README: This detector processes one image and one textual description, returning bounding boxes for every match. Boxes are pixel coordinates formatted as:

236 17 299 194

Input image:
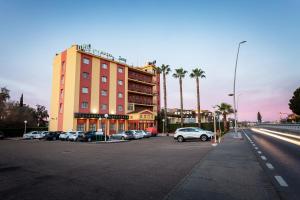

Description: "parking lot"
0 137 212 200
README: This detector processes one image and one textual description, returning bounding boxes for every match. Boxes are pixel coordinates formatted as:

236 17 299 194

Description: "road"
243 128 300 200
0 137 212 200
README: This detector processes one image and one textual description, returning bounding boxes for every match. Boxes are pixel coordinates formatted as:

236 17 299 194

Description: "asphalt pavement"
0 137 212 200
243 128 300 200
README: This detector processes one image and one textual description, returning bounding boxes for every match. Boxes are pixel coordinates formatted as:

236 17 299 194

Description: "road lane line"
257 151 262 154
251 128 300 146
261 156 267 160
274 176 288 187
266 163 274 170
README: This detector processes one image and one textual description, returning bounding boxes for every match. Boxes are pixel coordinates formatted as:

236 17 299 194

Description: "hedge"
0 127 48 137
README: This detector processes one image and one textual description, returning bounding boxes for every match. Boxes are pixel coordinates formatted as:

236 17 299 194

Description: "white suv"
174 127 214 142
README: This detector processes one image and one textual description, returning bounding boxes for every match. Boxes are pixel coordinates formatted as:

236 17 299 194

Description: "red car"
146 127 158 136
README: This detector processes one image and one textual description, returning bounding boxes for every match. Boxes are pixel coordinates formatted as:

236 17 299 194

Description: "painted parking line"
266 162 274 170
254 147 258 150
274 176 288 187
261 156 267 160
257 151 262 154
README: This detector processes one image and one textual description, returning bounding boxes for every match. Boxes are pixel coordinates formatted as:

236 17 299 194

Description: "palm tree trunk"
179 77 184 127
196 77 201 128
223 114 227 131
163 72 167 133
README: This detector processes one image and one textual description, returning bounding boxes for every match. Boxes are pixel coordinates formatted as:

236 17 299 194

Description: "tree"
0 87 10 119
217 103 234 131
173 68 188 127
257 112 262 123
190 68 206 128
34 105 49 127
20 93 24 107
157 64 171 133
289 87 300 115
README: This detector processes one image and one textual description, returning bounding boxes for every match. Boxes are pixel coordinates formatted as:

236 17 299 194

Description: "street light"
162 119 165 134
24 120 27 133
232 40 247 136
212 106 217 145
104 114 108 142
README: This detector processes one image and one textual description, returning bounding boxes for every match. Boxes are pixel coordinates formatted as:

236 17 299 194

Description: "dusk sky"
0 0 299 121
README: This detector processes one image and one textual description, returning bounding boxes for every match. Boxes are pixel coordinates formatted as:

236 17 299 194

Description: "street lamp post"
104 114 108 142
232 40 247 136
24 120 27 133
97 117 102 141
162 119 165 134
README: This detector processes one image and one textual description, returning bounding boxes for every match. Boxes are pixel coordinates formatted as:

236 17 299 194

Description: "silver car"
132 130 144 139
140 130 151 138
111 131 134 140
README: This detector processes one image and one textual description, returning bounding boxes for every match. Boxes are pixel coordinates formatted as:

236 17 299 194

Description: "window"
83 72 89 79
83 58 90 64
119 123 125 132
101 76 107 83
89 124 96 131
61 61 65 71
101 104 107 110
118 80 123 85
59 103 63 113
110 123 116 131
118 67 123 73
61 75 64 84
81 102 88 109
77 124 85 131
118 92 123 98
101 90 107 96
118 105 123 112
101 63 108 69
128 103 134 111
82 87 88 94
60 89 64 98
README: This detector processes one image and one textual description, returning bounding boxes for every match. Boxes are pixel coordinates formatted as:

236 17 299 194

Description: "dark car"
0 131 4 140
78 131 108 142
45 131 63 141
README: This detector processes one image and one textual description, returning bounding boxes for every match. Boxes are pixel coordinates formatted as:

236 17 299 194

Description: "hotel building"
49 45 160 135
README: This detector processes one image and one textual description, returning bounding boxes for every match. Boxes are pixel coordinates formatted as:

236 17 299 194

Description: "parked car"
59 131 75 141
45 131 63 141
68 131 84 141
0 131 5 140
132 130 144 139
111 130 135 140
174 127 214 142
23 131 41 139
77 131 108 142
36 131 48 139
146 127 158 136
140 130 151 138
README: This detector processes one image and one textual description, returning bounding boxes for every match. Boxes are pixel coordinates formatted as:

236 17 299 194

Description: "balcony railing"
128 83 152 94
128 71 153 83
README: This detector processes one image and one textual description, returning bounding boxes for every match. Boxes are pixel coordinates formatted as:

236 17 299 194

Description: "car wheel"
88 138 92 142
53 137 56 141
200 135 208 141
177 136 184 142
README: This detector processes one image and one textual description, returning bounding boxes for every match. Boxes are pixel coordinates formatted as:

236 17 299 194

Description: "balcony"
128 94 154 106
128 83 153 96
128 70 155 85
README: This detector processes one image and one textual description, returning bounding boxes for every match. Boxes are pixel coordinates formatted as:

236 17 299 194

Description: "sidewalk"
165 132 280 200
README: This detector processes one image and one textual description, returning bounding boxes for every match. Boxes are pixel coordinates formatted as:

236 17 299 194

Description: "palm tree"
190 68 206 128
157 64 171 133
173 68 188 127
217 103 234 131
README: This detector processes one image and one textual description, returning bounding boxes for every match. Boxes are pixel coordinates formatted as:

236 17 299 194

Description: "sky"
0 0 299 122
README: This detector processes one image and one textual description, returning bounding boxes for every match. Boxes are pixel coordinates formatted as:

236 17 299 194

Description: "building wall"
90 57 100 113
49 54 61 131
109 62 117 114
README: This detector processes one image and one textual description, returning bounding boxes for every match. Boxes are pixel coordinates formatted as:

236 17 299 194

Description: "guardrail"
257 123 300 132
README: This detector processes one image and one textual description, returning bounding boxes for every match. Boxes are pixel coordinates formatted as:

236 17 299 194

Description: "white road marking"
257 151 262 154
266 163 274 170
252 144 256 146
261 156 267 160
251 128 300 146
274 176 288 187
255 147 258 150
